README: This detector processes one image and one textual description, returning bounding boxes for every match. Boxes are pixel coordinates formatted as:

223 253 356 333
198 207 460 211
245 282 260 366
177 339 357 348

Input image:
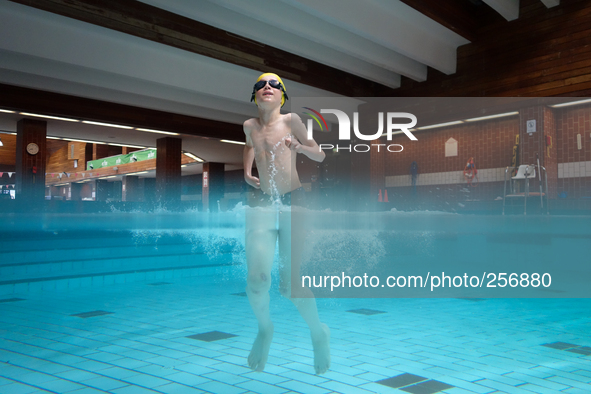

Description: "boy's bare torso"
244 113 302 196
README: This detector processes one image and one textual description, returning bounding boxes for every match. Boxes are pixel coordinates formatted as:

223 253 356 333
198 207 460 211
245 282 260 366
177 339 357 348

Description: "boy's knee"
279 284 290 298
247 271 271 293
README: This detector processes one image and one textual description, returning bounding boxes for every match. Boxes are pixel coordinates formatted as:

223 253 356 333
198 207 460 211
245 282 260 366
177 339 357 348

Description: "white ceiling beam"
540 0 560 8
139 0 409 87
0 53 250 124
0 2 240 103
207 0 423 82
0 2 342 123
482 0 520 21
281 0 469 75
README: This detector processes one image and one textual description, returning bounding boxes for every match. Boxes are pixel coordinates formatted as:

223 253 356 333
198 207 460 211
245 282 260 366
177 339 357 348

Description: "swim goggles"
250 80 289 103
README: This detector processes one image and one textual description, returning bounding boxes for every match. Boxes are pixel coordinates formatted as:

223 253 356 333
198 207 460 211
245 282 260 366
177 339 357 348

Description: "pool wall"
0 213 244 296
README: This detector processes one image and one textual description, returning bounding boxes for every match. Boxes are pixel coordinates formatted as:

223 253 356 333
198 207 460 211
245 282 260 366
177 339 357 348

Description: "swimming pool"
0 209 590 393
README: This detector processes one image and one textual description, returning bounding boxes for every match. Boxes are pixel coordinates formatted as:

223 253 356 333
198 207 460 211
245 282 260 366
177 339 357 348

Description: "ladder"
502 164 549 215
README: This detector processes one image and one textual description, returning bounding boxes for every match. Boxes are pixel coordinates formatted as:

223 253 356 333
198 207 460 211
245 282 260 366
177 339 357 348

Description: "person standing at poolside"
243 73 330 374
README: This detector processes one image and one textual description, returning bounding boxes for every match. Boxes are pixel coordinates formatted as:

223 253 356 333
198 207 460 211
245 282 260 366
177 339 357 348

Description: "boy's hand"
285 137 302 153
245 174 260 189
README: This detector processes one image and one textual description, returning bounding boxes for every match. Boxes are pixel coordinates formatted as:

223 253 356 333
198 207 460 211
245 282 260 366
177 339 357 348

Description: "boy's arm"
286 114 326 162
243 123 260 189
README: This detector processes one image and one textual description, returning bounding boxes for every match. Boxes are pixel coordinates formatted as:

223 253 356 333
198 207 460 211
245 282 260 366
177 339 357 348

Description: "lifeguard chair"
502 164 548 215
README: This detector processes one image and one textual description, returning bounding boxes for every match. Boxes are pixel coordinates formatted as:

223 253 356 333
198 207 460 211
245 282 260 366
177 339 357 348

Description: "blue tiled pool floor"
1 275 590 394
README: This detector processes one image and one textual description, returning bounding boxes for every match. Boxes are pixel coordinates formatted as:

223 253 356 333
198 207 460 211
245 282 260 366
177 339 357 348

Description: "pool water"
0 210 590 394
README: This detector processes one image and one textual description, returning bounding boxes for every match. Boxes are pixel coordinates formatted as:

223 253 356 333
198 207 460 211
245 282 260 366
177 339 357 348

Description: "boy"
243 73 330 374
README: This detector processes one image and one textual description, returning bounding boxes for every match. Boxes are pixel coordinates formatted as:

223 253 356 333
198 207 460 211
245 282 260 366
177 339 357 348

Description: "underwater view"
1 207 590 394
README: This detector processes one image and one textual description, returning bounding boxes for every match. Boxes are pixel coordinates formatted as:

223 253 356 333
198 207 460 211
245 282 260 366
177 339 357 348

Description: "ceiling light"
107 143 147 149
20 112 79 122
0 109 15 113
47 136 62 140
184 152 203 162
127 171 148 175
82 121 133 129
549 99 591 108
99 176 117 179
136 128 179 135
380 130 414 138
221 139 246 145
61 138 105 144
465 112 519 122
0 137 3 147
417 121 464 130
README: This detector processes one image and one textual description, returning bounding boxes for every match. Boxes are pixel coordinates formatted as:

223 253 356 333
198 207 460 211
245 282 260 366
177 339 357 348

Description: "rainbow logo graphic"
302 107 328 131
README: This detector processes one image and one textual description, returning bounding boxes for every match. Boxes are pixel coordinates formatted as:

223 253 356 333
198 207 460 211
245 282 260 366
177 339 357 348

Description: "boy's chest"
252 127 290 151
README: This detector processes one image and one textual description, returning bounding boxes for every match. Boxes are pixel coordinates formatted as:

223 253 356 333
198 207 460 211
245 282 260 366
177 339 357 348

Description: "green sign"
86 148 156 170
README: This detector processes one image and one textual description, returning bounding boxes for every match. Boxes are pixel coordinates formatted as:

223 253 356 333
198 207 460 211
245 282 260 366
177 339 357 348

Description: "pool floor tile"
566 347 591 356
236 379 289 394
37 378 87 392
70 310 114 318
347 308 387 315
377 373 428 388
277 379 331 394
186 331 238 342
541 342 580 350
1 278 591 394
0 297 26 303
162 371 209 386
154 382 207 393
80 376 129 391
400 380 455 394
0 382 46 394
232 292 247 297
197 379 248 394
110 385 162 394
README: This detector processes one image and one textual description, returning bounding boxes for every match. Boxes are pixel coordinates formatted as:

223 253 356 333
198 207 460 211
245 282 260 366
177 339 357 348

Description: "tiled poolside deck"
1 274 590 394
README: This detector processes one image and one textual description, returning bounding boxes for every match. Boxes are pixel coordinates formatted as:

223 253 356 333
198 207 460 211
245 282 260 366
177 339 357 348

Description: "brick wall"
376 117 517 206
385 118 518 177
379 104 591 204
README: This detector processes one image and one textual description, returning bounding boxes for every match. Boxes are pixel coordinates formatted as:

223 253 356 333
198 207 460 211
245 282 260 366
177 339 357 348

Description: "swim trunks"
279 187 305 206
248 187 305 208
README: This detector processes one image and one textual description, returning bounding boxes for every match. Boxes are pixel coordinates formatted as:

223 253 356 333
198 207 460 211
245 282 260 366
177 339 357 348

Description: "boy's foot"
248 324 274 372
312 323 331 374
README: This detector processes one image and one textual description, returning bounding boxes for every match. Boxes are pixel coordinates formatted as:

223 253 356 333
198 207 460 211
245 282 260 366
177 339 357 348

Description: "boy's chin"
258 100 281 109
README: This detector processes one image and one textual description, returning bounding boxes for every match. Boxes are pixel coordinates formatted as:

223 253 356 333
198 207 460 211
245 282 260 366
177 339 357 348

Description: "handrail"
502 167 510 215
502 164 549 215
541 165 549 215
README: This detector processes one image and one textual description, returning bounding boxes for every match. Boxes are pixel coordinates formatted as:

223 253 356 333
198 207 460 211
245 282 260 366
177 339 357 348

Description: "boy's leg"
278 203 330 374
245 205 277 372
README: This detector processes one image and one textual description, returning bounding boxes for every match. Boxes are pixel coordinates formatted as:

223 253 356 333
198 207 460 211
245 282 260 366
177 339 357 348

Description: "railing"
502 164 549 215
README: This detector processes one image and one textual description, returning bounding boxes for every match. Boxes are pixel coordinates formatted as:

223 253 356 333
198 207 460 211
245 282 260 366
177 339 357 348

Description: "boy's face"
255 76 282 107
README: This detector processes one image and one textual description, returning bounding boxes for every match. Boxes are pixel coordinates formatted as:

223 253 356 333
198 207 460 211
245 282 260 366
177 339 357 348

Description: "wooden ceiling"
1 0 588 155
